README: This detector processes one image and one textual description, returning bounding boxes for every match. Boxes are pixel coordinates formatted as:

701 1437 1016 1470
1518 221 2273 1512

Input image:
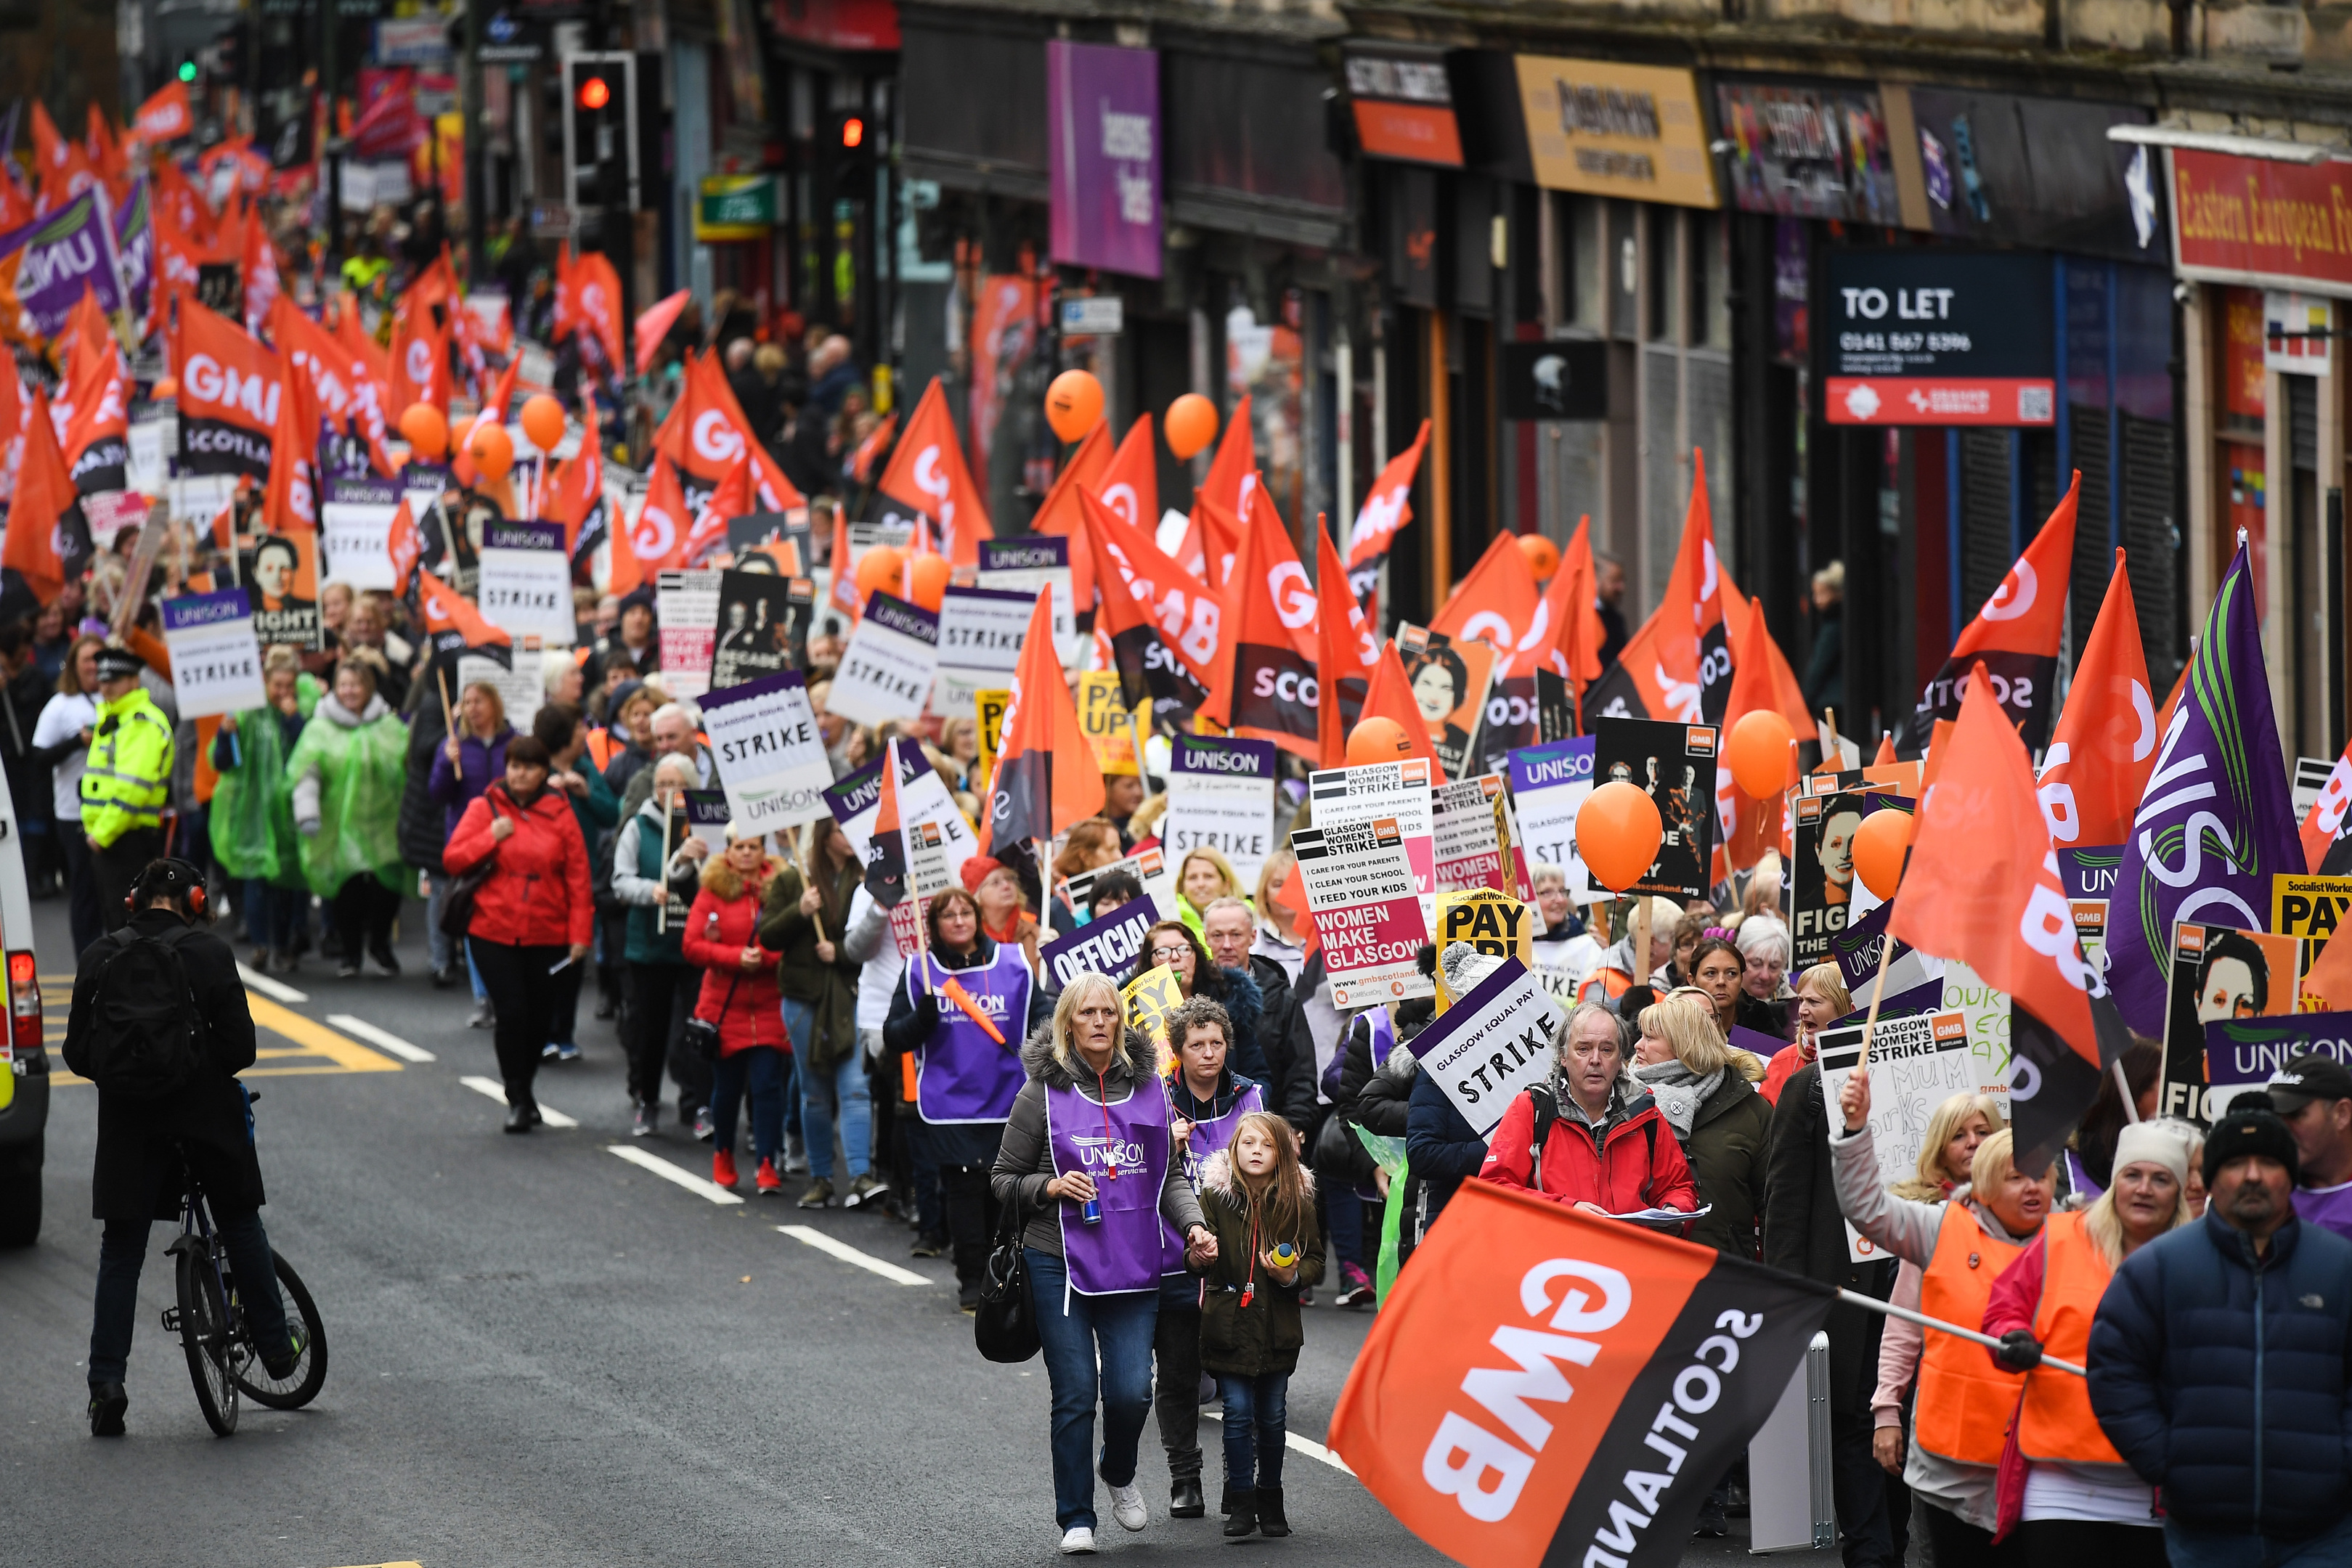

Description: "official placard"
1040 902 1158 991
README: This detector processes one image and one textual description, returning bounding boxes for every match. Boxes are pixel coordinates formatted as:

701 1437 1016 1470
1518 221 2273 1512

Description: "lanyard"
1095 1067 1118 1183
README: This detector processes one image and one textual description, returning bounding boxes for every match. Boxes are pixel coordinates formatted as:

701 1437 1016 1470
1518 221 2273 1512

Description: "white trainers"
1108 1480 1147 1532
1059 1525 1096 1554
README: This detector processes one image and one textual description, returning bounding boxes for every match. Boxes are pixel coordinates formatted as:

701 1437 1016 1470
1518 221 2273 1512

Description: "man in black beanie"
2088 1101 2352 1566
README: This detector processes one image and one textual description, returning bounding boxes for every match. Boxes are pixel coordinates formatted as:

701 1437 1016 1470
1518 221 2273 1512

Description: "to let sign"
1823 249 2055 426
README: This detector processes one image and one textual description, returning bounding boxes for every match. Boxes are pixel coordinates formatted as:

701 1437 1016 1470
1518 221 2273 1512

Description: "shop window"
1688 213 1729 351
1558 195 1604 329
1647 208 1675 342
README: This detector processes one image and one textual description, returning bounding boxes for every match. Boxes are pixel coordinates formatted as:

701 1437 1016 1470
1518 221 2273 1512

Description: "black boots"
1222 1488 1258 1538
1171 1477 1205 1518
1218 1481 1287 1538
1256 1487 1289 1537
88 1384 126 1437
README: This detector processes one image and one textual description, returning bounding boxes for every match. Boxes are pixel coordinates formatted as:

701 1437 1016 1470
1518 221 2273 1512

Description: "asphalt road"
0 891 1772 1567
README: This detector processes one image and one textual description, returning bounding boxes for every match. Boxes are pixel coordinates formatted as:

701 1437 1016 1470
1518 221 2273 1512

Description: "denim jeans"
425 875 455 974
1216 1371 1288 1490
241 879 299 952
90 1211 290 1387
789 1000 871 1182
1026 1247 1160 1530
711 1045 788 1164
2165 1514 2352 1568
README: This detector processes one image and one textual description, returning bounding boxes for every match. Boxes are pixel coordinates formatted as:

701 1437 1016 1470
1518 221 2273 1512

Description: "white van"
0 767 46 1245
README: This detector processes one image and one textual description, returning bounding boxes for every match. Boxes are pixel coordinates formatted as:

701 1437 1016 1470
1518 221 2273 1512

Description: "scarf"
1633 1059 1725 1139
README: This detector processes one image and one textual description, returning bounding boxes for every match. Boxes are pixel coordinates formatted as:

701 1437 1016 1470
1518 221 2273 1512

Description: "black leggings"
333 874 399 960
2017 1519 2166 1568
1917 1501 2024 1568
469 937 566 1108
622 962 696 1106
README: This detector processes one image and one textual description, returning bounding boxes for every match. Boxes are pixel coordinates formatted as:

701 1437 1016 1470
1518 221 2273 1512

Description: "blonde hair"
1966 1127 2051 1205
1177 845 1241 905
2081 1171 2192 1267
1048 973 1124 1079
460 679 507 729
1639 991 1734 1075
1794 962 1852 1020
1890 1090 2003 1201
1127 792 1170 838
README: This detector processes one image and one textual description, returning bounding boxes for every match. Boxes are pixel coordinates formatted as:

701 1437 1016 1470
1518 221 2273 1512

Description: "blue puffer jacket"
2088 1210 2352 1538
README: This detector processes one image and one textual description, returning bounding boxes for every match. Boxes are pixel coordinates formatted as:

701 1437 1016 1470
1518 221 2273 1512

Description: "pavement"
0 891 1775 1567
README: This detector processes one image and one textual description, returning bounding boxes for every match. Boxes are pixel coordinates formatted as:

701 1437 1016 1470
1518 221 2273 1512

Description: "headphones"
125 857 209 919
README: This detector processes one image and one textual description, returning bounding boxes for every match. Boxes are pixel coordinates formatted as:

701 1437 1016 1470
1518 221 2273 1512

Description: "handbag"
973 1189 1041 1364
438 793 506 939
683 972 742 1065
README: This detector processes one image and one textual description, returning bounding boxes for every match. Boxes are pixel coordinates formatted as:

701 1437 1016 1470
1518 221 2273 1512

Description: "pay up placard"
697 670 834 831
1292 817 1433 1008
476 520 574 645
1818 1010 1978 1261
160 589 264 719
829 591 940 727
1407 955 1558 1135
1161 734 1277 889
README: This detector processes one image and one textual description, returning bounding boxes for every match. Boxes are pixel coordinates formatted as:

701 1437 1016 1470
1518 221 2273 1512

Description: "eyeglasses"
1149 946 1192 963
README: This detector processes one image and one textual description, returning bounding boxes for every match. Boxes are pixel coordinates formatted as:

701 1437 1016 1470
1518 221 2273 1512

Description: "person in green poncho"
209 651 315 973
288 659 410 979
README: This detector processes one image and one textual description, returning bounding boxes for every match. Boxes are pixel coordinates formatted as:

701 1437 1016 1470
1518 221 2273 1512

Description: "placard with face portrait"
242 528 321 650
1792 788 1877 967
2158 920 2303 1124
1396 624 1497 783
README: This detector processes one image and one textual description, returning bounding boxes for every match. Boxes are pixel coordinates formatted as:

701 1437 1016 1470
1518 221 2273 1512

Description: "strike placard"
455 650 540 735
1432 772 1522 894
1161 734 1277 889
1307 757 1438 906
1061 844 1179 923
1407 955 1558 1135
932 584 1032 718
1507 736 1599 899
1039 902 1157 992
1293 817 1433 1008
477 520 574 645
320 498 399 590
1819 1010 1979 1260
828 591 939 727
977 536 1079 666
656 569 722 698
697 670 834 830
1077 671 1146 776
160 589 264 719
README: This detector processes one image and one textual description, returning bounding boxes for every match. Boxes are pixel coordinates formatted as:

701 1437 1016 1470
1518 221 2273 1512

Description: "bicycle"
157 1102 327 1436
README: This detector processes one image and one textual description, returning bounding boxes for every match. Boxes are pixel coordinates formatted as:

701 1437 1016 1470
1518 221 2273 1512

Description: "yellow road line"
49 991 405 1082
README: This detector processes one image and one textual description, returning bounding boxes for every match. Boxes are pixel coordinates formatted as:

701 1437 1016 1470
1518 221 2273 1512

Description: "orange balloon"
1165 393 1218 460
1516 533 1561 579
1576 780 1664 894
520 393 566 453
470 421 516 482
151 376 179 401
1726 710 1799 799
906 552 951 612
1853 808 1916 902
855 545 906 602
399 402 449 460
1045 370 1104 444
1346 717 1413 766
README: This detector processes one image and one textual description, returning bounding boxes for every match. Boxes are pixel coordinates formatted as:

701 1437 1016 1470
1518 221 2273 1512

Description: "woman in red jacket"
1478 1000 1701 1220
680 821 793 1193
443 735 595 1132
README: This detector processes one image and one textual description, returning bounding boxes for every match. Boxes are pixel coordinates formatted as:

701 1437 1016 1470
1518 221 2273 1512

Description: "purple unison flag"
113 179 151 324
1046 41 1161 280
0 192 123 337
2104 544 2300 1033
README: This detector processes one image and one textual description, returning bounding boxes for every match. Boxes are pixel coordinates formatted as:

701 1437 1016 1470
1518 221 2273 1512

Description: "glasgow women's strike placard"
1293 817 1433 1008
698 670 835 831
657 569 723 698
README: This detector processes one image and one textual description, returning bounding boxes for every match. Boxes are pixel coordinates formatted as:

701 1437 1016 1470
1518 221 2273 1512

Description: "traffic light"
177 60 197 83
561 53 638 213
839 115 863 149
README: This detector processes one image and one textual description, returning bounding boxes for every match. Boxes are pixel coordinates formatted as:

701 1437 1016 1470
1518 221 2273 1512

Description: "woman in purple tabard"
882 888 1054 1312
1153 995 1264 1521
991 973 1218 1557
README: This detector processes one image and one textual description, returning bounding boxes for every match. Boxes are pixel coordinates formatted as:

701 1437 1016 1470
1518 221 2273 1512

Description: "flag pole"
1855 930 1897 1071
1838 1289 2084 1377
657 788 674 935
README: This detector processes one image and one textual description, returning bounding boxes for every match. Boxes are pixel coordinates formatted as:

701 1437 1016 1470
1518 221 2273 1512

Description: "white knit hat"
2112 1121 2190 1188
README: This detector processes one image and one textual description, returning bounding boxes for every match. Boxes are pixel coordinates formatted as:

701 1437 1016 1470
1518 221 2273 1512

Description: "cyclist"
63 859 299 1437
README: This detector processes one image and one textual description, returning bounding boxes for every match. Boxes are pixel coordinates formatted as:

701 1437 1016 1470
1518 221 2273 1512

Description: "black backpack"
70 926 209 1099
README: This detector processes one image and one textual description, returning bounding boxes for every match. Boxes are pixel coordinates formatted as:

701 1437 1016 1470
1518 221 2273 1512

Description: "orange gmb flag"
134 81 193 143
1886 665 2125 1170
1905 470 2079 754
1096 414 1158 536
1718 581 1815 737
985 588 1104 850
1432 528 1545 661
1513 514 1603 687
169 290 279 485
419 568 510 647
387 301 452 414
2303 742 2352 873
1315 518 1380 768
1328 1181 1831 1568
1079 486 1216 721
1345 420 1431 601
1200 391 1253 518
2 387 72 603
1173 486 1242 589
1584 451 1728 725
386 499 423 591
1718 595 1791 873
1030 419 1111 613
2039 548 2156 849
1203 484 1319 759
879 376 990 568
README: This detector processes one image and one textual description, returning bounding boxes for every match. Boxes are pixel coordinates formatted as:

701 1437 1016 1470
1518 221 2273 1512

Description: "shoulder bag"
683 971 742 1064
974 1188 1041 1364
438 795 506 939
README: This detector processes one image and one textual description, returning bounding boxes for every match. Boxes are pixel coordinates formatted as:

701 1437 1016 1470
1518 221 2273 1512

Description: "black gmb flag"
1328 1181 1831 1567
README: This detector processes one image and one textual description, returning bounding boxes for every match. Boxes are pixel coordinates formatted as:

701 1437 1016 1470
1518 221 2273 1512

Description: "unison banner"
699 669 835 832
160 589 264 719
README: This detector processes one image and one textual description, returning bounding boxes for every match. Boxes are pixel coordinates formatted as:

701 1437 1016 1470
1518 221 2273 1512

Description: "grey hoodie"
990 1022 1208 1261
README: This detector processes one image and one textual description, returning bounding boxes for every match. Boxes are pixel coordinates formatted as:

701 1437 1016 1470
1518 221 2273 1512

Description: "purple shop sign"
1047 40 1161 281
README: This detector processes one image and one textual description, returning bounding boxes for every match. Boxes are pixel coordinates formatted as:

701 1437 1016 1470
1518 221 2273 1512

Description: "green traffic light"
178 61 196 82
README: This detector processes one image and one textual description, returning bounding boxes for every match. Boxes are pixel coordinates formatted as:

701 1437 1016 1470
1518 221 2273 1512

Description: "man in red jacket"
1477 1000 1701 1220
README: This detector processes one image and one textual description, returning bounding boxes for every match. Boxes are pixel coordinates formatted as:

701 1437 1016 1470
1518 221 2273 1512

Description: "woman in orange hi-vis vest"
1834 1067 2055 1568
1979 1122 2194 1565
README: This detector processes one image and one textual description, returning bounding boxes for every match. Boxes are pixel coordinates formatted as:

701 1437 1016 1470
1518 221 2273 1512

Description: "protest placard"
2159 920 2303 1122
932 584 1031 718
1395 624 1496 783
710 569 799 690
827 591 939 727
2275 873 2352 956
1431 772 1521 894
1830 902 1942 1007
1819 1010 1979 1260
1306 757 1436 906
697 670 834 831
476 520 574 645
977 536 1079 666
1292 817 1433 1008
2202 1010 2352 1122
1507 736 1599 899
1407 955 1558 1135
243 528 321 649
1077 671 1144 776
2056 844 2124 977
1060 844 1178 923
1123 964 1184 1054
974 687 1012 797
159 589 264 719
656 569 722 698
821 746 975 886
1039 902 1157 992
456 650 541 734
1161 735 1277 889
1591 718 1719 902
681 788 731 857
320 496 400 590
1794 790 1871 966
1432 889 1536 976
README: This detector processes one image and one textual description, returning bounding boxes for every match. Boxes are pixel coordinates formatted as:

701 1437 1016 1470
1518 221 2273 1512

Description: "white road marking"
458 1075 579 1127
1200 1410 1356 1476
606 1144 746 1204
238 964 308 1004
327 1014 434 1062
775 1225 933 1286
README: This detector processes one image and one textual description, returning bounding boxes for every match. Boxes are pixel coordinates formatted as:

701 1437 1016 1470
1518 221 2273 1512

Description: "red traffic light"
577 75 611 110
840 115 864 149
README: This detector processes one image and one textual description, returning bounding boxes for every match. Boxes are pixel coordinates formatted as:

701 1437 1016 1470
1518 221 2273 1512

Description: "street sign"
695 174 779 240
1058 295 1124 336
